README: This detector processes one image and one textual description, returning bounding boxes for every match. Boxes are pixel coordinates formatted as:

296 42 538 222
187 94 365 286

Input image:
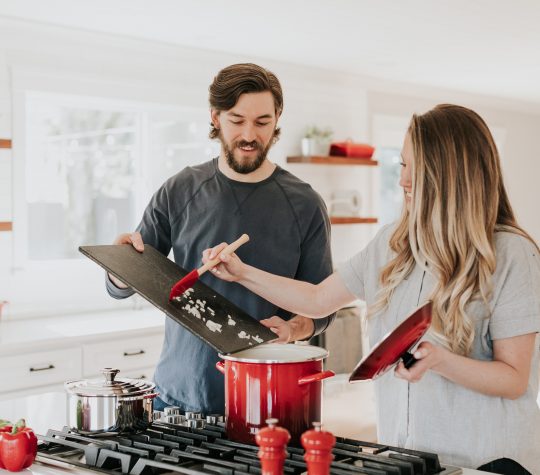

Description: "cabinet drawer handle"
123 350 145 357
29 364 55 372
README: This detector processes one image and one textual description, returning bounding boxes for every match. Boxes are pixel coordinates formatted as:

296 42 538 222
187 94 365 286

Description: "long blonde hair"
371 104 538 355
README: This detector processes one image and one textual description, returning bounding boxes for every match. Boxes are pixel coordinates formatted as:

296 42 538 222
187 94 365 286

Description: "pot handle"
298 370 335 386
216 361 225 374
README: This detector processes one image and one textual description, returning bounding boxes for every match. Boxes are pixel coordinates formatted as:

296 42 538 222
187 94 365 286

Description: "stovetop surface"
35 420 463 475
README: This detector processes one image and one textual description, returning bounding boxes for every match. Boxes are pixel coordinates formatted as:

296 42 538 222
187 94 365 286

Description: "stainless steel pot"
65 368 157 434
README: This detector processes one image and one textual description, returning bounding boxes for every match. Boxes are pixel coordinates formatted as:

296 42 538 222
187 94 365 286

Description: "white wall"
0 17 538 318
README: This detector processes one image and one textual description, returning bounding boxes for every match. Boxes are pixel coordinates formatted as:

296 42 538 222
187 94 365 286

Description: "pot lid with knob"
64 368 155 398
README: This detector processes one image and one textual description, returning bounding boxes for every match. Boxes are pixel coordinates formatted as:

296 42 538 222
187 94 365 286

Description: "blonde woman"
204 104 540 474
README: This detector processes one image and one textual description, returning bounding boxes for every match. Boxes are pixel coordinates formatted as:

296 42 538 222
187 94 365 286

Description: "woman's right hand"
202 242 246 282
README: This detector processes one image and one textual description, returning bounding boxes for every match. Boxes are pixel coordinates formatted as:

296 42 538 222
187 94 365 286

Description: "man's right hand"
108 232 144 289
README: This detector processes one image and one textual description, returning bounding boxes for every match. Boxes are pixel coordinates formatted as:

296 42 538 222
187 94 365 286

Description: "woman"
204 104 540 474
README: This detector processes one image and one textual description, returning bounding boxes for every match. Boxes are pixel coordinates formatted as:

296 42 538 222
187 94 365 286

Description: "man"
107 63 335 413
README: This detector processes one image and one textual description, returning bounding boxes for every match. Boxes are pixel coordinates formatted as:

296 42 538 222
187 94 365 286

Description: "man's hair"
208 63 283 140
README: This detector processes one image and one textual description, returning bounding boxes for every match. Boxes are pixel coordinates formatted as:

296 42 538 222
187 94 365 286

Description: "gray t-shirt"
107 158 334 413
338 223 540 472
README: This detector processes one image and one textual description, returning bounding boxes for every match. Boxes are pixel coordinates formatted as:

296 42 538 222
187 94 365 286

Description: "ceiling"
1 0 539 105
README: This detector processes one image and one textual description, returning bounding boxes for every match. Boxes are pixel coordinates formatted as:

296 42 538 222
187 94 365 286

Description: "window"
22 93 219 262
372 114 410 226
12 90 219 317
376 147 402 226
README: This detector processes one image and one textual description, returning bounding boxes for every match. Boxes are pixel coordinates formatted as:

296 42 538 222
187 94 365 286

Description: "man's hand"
261 315 315 343
108 232 145 289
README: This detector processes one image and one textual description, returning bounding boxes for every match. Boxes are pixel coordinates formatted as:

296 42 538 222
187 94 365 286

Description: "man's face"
211 91 279 174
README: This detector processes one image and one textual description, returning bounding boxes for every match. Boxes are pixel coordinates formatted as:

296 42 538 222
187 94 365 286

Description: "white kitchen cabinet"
0 308 165 399
82 334 163 377
0 347 81 393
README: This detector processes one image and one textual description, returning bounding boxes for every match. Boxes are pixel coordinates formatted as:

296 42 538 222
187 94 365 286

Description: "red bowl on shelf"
329 142 375 159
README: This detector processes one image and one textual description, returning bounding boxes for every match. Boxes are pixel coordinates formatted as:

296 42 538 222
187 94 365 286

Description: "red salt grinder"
255 418 290 475
301 422 336 475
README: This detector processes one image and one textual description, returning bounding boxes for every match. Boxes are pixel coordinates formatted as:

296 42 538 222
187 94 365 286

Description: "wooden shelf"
0 222 13 232
0 139 12 149
330 217 378 225
287 155 378 166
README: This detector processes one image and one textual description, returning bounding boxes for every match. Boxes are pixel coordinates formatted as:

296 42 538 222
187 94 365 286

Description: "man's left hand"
260 316 292 343
260 315 315 343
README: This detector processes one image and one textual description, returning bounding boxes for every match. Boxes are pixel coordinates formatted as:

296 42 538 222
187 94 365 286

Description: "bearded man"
106 63 335 413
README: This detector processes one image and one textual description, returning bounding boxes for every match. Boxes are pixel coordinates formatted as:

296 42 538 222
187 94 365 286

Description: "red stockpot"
216 344 335 446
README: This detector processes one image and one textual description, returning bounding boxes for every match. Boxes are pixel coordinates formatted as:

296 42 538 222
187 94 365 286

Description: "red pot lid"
349 301 432 382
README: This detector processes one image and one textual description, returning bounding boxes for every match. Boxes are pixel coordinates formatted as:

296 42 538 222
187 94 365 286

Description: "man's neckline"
213 157 281 186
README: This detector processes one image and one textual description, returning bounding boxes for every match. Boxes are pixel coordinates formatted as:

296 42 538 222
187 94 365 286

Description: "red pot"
216 344 334 446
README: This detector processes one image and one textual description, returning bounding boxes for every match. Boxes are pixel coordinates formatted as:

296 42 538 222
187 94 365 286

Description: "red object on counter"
0 419 38 472
216 344 335 445
255 418 290 475
301 422 336 475
329 141 375 159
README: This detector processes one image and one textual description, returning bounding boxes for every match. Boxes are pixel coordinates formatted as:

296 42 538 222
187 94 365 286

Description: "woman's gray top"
338 224 540 472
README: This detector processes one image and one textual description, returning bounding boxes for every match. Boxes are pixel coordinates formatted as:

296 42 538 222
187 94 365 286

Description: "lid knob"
101 368 120 384
255 418 290 475
301 422 336 475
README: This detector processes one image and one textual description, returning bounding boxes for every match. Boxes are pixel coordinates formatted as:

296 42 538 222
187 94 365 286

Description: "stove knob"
152 410 164 422
255 418 290 475
166 415 186 425
301 422 336 475
164 406 181 415
187 419 205 429
206 414 224 425
185 411 202 420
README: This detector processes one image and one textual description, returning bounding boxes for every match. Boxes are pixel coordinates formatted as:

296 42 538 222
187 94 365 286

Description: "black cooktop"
36 420 462 475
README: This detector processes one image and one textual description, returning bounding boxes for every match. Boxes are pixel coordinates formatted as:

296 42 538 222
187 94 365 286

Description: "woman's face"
399 133 414 209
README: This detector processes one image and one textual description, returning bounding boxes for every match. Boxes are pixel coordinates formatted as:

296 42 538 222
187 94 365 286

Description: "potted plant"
301 126 333 156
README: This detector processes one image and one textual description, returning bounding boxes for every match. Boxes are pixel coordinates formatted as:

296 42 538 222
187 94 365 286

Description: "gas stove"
35 417 464 475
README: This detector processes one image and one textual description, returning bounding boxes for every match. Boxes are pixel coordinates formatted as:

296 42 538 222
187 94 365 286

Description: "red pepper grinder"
255 418 290 475
301 422 336 475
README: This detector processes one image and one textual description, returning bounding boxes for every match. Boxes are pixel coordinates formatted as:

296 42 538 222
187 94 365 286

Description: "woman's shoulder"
494 230 539 260
493 230 540 282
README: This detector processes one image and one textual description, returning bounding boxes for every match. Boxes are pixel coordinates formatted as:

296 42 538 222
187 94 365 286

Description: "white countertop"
0 307 165 355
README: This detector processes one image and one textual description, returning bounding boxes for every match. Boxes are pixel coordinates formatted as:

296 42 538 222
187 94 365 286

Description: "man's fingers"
130 232 144 252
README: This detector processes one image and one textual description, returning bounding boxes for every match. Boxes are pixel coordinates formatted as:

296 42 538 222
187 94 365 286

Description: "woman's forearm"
238 265 352 318
434 350 530 399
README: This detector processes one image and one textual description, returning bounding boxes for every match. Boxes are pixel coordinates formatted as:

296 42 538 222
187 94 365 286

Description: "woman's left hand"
394 341 445 382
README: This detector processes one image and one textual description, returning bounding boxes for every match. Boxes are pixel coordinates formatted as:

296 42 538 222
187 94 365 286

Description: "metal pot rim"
64 386 157 399
219 343 328 364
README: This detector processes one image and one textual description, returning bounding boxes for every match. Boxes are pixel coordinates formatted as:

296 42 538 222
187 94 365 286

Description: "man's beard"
221 136 272 174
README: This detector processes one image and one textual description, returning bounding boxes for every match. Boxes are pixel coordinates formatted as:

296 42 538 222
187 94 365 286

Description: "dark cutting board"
79 244 276 354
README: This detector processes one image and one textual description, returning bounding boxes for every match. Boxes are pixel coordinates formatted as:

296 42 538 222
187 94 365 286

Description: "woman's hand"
394 341 445 383
202 242 247 282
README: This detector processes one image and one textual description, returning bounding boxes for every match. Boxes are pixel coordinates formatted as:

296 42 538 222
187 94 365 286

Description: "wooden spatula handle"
198 234 250 276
